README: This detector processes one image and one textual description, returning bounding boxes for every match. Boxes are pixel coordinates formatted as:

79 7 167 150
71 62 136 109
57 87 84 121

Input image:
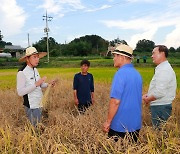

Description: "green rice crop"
0 66 179 90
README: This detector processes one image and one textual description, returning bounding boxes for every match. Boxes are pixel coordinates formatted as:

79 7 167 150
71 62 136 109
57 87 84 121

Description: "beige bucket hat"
112 44 133 58
19 47 47 62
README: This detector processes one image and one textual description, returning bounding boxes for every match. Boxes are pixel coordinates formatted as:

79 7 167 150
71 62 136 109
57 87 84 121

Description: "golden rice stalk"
40 84 52 110
40 78 58 110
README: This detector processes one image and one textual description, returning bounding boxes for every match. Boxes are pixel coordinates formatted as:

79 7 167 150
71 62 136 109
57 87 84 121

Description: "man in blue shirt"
73 60 94 113
103 44 142 142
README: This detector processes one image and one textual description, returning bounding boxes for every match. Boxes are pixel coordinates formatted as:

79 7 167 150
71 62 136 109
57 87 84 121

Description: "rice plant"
0 68 179 153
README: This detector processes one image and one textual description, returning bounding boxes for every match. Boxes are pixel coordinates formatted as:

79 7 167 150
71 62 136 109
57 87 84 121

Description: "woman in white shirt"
17 47 55 126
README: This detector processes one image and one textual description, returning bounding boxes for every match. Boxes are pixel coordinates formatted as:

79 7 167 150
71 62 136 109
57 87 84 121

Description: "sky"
0 0 180 49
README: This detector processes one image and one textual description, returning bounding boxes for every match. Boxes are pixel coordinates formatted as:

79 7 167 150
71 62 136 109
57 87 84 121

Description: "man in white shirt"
143 45 177 128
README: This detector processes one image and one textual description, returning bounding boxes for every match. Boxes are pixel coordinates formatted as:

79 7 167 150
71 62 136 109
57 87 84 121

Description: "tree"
32 35 110 56
33 37 47 52
33 37 61 56
110 38 128 46
3 49 11 53
169 47 176 53
64 41 91 56
135 39 155 53
0 40 12 48
70 35 109 55
0 41 6 48
6 42 12 45
176 47 180 52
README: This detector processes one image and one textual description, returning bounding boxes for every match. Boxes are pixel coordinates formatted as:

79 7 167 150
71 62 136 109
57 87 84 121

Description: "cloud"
86 5 112 12
101 18 155 31
101 11 180 48
164 24 180 48
126 0 157 3
129 28 158 48
101 18 157 48
38 0 85 17
37 0 64 16
60 0 85 9
27 26 44 34
66 34 85 43
0 0 26 37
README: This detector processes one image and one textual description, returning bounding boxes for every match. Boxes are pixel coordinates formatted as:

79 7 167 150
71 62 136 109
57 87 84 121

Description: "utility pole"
96 44 99 52
43 11 53 63
0 30 3 41
27 33 30 47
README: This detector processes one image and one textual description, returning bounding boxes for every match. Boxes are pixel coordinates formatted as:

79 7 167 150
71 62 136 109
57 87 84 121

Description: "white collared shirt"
17 65 48 109
148 61 177 106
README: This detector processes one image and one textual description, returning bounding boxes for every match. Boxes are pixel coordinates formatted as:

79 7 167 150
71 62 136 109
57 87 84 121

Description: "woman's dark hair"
18 63 27 72
156 45 168 57
80 59 90 67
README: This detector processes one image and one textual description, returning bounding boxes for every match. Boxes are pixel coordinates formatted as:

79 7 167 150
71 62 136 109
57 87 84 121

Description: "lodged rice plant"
0 68 179 153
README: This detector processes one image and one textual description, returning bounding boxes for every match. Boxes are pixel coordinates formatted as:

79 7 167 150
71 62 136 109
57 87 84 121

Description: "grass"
0 66 180 153
1 53 180 68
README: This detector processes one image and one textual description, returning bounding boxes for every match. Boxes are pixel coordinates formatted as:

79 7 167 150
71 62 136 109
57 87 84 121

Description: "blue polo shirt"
73 72 94 104
110 64 142 132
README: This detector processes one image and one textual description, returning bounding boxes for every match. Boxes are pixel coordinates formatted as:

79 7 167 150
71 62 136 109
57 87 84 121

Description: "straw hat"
112 44 133 58
19 47 47 62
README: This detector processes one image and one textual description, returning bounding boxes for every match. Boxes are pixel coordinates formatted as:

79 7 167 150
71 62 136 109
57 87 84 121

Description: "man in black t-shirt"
73 60 94 113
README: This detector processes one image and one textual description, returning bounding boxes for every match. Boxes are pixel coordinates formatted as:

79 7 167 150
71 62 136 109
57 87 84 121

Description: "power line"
63 0 179 19
64 1 130 18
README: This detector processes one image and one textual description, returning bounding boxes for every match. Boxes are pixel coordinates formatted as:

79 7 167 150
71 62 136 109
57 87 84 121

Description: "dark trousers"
108 128 140 142
78 101 92 114
150 104 172 128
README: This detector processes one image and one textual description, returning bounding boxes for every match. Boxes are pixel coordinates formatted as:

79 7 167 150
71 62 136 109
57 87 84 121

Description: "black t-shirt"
73 72 94 104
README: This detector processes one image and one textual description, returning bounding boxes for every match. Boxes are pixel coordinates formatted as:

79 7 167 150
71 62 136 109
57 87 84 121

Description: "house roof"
5 45 25 50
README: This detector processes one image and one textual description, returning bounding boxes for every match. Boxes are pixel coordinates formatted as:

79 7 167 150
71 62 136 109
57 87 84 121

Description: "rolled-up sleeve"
17 71 36 96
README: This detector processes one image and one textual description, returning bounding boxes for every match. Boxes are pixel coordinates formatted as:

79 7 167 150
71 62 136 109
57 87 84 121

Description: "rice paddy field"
0 66 180 153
